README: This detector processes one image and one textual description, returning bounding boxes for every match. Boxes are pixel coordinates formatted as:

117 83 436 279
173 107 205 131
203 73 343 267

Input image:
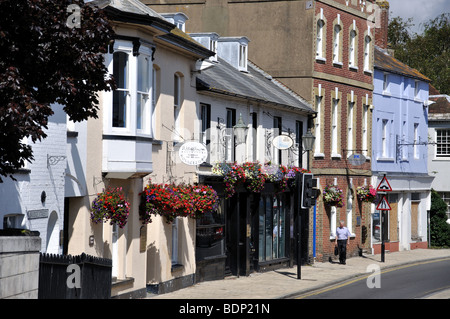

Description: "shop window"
196 199 225 261
258 195 287 262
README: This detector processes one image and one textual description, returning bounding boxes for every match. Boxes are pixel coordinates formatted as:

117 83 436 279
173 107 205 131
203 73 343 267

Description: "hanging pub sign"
272 135 294 150
347 153 366 166
178 141 208 166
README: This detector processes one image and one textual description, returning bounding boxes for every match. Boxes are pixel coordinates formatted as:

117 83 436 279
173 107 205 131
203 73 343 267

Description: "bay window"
107 40 154 136
137 54 151 133
112 51 129 128
103 39 155 178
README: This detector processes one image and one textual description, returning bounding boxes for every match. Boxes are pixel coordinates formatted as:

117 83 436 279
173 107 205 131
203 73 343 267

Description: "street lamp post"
297 128 315 279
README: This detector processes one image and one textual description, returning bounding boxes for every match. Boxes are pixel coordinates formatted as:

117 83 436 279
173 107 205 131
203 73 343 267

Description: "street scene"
0 0 449 304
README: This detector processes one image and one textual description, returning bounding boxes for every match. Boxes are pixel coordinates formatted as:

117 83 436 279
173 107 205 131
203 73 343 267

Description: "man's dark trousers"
337 239 347 264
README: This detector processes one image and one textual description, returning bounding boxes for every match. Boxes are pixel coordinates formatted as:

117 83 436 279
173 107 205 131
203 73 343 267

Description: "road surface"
296 258 450 299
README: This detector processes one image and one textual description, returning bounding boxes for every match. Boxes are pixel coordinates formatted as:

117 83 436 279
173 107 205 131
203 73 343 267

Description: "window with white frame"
362 104 368 157
314 95 322 156
330 206 337 238
383 73 389 93
364 35 371 71
347 101 354 157
174 73 182 142
333 24 341 64
436 129 450 157
239 44 247 71
331 98 339 155
151 65 159 138
112 51 129 128
414 123 419 158
200 103 211 147
414 80 420 99
137 54 151 133
381 119 389 157
108 41 155 136
437 192 450 221
210 38 218 62
349 29 357 68
402 120 408 160
316 19 325 59
346 190 353 235
273 116 282 164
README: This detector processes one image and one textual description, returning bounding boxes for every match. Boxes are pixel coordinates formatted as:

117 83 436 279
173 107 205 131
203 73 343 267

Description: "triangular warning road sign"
376 195 391 211
377 175 392 192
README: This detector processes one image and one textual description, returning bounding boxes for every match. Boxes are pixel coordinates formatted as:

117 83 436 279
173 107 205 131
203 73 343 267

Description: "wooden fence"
38 253 112 299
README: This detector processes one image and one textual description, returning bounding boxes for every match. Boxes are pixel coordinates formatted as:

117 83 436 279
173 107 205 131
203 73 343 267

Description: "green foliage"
388 13 450 95
430 190 450 247
0 0 115 181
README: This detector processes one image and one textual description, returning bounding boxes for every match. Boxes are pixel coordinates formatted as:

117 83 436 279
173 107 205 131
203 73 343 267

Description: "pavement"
146 248 450 299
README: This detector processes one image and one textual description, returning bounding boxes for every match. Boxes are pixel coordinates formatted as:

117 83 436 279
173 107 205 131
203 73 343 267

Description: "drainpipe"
313 203 317 259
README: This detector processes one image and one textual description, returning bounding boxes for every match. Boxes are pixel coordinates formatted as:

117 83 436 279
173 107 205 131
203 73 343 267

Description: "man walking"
336 220 352 265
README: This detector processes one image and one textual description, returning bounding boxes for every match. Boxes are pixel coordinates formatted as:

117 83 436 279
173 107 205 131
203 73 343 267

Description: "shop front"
195 176 309 283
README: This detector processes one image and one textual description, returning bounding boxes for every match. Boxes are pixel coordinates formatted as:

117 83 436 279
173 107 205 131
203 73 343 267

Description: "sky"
388 0 450 34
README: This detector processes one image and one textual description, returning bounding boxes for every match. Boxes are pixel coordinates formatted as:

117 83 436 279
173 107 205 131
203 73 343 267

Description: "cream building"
64 0 213 298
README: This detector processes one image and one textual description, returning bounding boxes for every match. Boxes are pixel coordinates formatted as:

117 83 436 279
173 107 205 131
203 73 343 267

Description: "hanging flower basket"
356 185 377 203
323 184 344 207
139 180 219 224
242 162 266 193
213 161 310 197
91 187 130 228
213 162 245 198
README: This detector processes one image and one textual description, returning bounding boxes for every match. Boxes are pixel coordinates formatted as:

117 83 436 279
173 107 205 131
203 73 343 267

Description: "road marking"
295 257 450 299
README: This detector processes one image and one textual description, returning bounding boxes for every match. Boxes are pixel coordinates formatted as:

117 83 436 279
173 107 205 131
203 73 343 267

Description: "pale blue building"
371 46 434 253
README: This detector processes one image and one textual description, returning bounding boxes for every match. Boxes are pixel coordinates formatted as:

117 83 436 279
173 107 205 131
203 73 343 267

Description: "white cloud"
388 0 450 34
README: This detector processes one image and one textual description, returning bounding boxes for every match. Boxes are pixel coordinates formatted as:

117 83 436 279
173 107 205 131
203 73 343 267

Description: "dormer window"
239 44 247 71
161 12 189 32
189 32 220 62
210 38 218 61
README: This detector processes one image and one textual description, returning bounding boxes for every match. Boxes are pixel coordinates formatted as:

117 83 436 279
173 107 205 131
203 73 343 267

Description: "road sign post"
376 174 392 262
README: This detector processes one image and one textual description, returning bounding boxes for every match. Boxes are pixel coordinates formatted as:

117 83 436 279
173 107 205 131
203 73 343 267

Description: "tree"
430 190 450 247
0 0 115 181
388 13 450 95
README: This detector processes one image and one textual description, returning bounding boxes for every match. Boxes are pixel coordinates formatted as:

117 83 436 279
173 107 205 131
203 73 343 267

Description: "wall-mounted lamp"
233 113 248 145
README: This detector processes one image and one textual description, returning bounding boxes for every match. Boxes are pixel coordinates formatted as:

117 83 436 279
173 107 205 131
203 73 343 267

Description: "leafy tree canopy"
388 13 449 95
0 0 115 181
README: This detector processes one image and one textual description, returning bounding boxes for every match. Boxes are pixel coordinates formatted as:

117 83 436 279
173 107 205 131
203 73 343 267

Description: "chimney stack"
375 0 389 49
